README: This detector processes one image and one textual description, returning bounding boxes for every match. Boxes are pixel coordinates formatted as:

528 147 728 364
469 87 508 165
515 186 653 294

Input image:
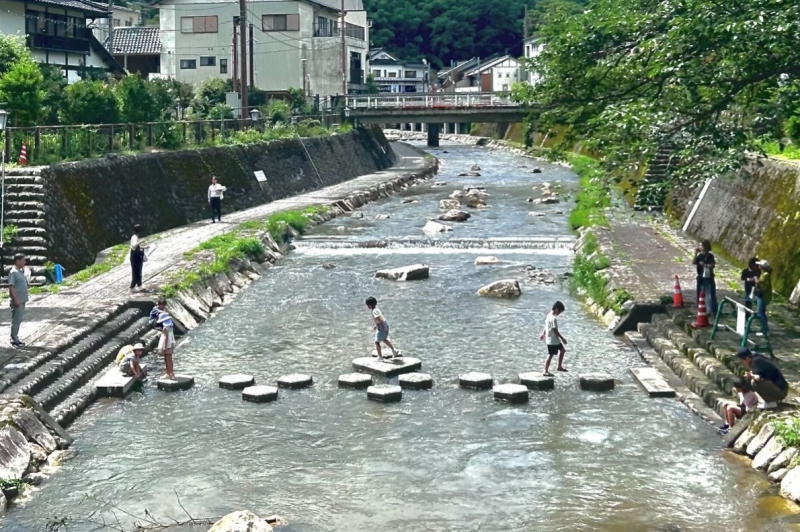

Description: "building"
106 25 161 78
156 0 369 98
458 55 520 92
90 4 142 43
0 0 125 82
368 48 430 93
520 35 545 84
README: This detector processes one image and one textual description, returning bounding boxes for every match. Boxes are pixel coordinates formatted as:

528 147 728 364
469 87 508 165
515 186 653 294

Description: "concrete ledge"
95 365 148 398
629 367 676 398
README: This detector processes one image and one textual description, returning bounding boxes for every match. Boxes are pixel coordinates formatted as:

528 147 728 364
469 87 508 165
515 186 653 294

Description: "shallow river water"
4 144 797 531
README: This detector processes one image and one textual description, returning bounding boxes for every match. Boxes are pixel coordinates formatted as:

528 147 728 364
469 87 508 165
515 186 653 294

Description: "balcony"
29 33 90 54
313 23 365 41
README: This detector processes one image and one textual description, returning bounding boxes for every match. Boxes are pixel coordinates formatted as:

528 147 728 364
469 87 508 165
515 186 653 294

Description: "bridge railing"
346 92 517 110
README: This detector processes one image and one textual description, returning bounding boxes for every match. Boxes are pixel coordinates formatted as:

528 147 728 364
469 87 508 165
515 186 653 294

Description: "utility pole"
340 0 347 95
239 0 248 118
523 5 529 40
108 0 114 52
232 18 239 93
249 23 255 90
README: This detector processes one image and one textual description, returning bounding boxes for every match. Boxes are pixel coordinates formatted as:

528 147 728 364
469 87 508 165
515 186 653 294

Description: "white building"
90 5 142 44
157 0 369 97
0 0 125 83
368 48 430 93
521 36 545 84
455 55 520 93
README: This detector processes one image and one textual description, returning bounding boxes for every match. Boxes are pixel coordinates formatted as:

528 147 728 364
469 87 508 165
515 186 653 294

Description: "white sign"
736 303 747 336
254 170 267 183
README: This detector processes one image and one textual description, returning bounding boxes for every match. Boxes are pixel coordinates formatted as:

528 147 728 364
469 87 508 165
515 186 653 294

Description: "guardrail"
346 92 518 110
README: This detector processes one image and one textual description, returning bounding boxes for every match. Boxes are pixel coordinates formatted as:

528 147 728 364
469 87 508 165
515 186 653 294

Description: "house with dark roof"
105 25 161 77
0 0 125 81
368 48 431 93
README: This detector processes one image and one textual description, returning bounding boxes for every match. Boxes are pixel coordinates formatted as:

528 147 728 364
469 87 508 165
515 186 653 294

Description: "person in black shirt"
692 239 717 315
737 348 788 409
740 257 760 310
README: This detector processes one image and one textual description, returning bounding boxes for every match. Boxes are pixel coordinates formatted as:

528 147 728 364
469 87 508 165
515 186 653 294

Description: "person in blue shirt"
149 297 176 379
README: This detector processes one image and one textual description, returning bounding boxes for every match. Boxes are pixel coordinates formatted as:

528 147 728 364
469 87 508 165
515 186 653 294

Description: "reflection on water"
4 145 796 532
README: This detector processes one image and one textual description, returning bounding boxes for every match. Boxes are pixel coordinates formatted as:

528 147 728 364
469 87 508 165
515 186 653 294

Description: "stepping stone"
629 367 675 398
367 385 402 403
459 372 493 390
518 372 555 391
157 375 195 392
579 373 615 392
398 373 433 390
352 357 422 378
338 373 373 389
218 374 255 390
277 373 314 389
96 365 149 398
242 385 278 403
493 384 529 404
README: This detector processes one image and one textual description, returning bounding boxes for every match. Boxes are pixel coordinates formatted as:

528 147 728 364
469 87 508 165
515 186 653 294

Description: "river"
3 143 796 532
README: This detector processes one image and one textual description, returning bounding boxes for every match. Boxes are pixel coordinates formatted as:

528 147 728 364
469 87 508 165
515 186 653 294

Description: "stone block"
208 510 273 532
476 279 521 298
165 300 197 332
219 374 256 390
422 220 452 234
0 427 31 480
398 373 433 390
352 357 422 378
752 436 785 470
722 413 754 448
579 373 615 392
367 385 402 403
459 372 493 390
771 468 788 483
493 384 529 403
12 409 57 453
156 375 195 392
209 272 233 295
629 367 676 398
746 424 776 457
338 373 373 389
375 264 430 281
769 447 798 473
518 373 555 391
781 467 800 502
474 256 501 265
277 374 313 389
242 385 278 403
95 366 144 398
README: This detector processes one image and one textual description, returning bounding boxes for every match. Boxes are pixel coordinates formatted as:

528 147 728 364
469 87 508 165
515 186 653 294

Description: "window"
405 70 417 78
180 59 197 69
220 59 228 74
125 20 133 27
113 18 120 27
180 16 218 33
372 69 380 77
388 72 397 78
200 56 216 67
263 14 299 31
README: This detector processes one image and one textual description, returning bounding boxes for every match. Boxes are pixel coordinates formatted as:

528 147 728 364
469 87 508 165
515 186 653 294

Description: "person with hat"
737 348 788 409
754 259 773 334
7 253 29 348
149 297 176 379
116 343 147 380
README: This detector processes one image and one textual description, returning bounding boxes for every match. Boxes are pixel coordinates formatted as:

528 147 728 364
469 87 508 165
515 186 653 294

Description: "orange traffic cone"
673 274 684 308
692 291 710 328
18 142 27 166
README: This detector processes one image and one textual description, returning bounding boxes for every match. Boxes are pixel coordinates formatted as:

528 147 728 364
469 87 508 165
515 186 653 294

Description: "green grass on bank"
760 140 800 161
568 232 633 314
567 154 611 231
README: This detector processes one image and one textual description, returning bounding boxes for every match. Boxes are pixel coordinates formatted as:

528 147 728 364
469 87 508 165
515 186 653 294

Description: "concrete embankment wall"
41 126 395 273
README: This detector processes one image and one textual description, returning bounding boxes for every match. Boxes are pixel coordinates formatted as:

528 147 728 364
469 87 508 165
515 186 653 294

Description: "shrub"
774 418 800 447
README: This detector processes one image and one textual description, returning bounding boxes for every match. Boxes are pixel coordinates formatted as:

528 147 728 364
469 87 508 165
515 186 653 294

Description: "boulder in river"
531 167 543 173
477 279 522 298
438 210 471 222
431 181 448 188
526 197 534 203
470 164 481 171
423 220 453 234
350 211 364 219
529 211 546 217
0 427 31 480
207 510 273 532
464 195 487 209
540 197 560 204
474 256 501 265
449 191 463 199
439 199 461 210
375 264 430 281
375 214 390 219
401 197 418 204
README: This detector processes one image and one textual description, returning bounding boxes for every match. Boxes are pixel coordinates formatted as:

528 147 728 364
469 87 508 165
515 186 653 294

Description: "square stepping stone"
367 384 403 403
398 373 433 390
352 357 422 378
629 367 675 398
493 384 529 403
518 372 555 391
242 385 278 403
579 373 615 392
277 374 314 389
157 375 195 392
219 374 255 390
459 372 493 390
338 373 373 389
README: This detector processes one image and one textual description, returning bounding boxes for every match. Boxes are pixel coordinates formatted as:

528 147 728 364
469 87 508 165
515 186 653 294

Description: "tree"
117 74 159 123
192 77 234 118
60 80 120 125
365 74 380 95
0 33 29 76
0 57 44 126
39 64 68 125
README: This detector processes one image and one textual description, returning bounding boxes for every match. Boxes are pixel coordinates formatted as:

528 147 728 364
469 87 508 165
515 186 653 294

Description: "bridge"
344 92 530 146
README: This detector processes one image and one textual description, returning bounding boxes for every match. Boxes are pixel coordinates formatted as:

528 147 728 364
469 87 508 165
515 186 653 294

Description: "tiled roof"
28 0 110 16
106 26 161 56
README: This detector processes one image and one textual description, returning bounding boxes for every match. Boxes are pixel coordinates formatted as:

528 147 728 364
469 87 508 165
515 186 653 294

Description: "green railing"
711 296 773 358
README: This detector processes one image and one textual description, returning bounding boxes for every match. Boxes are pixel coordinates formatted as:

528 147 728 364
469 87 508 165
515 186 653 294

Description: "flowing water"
4 145 797 532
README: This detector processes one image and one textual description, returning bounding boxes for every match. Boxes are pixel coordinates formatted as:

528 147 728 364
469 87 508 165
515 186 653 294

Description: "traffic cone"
673 274 684 308
18 142 27 166
692 291 710 328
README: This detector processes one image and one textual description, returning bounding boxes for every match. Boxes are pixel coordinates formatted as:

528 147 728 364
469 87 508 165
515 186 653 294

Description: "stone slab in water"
157 375 195 392
338 373 373 389
375 264 430 281
0 427 31 480
459 372 493 390
398 373 433 390
352 357 422 378
95 367 142 398
219 374 256 390
277 374 314 389
242 385 278 403
518 372 555 390
493 384 529 403
629 367 676 398
579 373 615 392
367 384 403 403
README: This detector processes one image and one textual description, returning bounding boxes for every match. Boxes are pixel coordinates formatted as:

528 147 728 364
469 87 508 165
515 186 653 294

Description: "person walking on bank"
737 348 788 409
130 224 148 291
754 259 773 335
741 257 760 310
693 239 717 315
8 253 29 348
208 176 227 223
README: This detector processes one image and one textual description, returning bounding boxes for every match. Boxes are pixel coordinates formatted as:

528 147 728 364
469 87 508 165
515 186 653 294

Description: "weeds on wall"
775 418 800 448
567 154 611 231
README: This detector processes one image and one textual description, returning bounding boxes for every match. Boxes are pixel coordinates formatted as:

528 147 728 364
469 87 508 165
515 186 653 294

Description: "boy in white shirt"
366 296 400 360
539 301 568 376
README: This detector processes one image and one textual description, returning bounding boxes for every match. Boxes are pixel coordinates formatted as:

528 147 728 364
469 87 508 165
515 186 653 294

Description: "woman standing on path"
754 260 773 334
129 224 147 291
693 240 717 315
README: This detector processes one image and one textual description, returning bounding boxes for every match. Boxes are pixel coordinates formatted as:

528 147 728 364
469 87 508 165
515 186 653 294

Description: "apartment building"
368 48 430 93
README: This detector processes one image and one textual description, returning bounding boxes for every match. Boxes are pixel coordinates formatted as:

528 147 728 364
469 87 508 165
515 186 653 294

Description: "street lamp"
249 108 261 122
0 107 8 248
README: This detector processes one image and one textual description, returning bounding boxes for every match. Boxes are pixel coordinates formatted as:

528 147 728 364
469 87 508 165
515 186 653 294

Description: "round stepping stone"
459 372 493 390
277 373 313 389
493 384 529 403
157 375 195 392
338 373 373 389
518 372 555 391
367 384 402 403
579 373 615 392
398 373 433 390
242 385 278 403
219 374 255 390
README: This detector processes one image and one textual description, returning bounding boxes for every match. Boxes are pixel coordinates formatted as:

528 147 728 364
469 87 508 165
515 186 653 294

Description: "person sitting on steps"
116 342 147 381
718 377 758 434
737 348 788 410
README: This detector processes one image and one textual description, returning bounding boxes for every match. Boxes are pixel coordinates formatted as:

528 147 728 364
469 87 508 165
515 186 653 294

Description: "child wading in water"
540 301 568 376
366 297 400 360
719 378 758 435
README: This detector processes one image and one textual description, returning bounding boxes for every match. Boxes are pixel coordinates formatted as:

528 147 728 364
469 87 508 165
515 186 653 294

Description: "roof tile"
105 26 161 56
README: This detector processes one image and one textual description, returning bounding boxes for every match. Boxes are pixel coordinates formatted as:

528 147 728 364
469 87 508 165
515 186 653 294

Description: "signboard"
736 302 747 336
254 170 267 183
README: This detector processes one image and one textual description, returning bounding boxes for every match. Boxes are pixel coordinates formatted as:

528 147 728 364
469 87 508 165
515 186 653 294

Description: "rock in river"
474 256 501 265
477 279 522 298
439 199 461 210
470 164 481 171
540 197 560 204
464 195 487 209
376 264 430 281
208 510 273 532
423 220 452 234
351 211 364 219
438 210 471 222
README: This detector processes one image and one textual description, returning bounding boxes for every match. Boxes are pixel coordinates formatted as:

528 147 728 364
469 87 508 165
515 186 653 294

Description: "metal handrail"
345 92 519 110
710 296 773 358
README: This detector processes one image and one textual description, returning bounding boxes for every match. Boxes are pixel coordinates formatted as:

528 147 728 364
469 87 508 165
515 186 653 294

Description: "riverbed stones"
781 467 800 502
475 256 501 265
771 468 789 483
401 197 418 204
367 384 403 403
12 409 57 453
747 423 777 457
470 164 481 171
464 195 487 208
375 264 430 281
769 447 798 473
242 385 278 403
752 435 784 470
477 279 522 298
0 427 31 480
156 375 195 391
219 374 256 390
519 372 555 390
733 424 759 454
351 211 364 219
459 372 493 390
375 214 390 219
423 220 452 234
277 374 314 389
532 167 542 173
493 384 529 403
338 373 373 389
208 510 273 532
579 373 615 392
439 199 461 210
438 210 471 222
398 373 433 390
352 357 422 377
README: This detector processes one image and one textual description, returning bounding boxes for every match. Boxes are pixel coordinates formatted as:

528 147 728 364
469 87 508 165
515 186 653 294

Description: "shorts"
159 329 175 352
547 343 564 356
375 322 389 342
737 403 747 417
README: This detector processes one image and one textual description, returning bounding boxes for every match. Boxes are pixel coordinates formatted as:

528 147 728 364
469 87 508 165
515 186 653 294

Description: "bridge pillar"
427 124 440 147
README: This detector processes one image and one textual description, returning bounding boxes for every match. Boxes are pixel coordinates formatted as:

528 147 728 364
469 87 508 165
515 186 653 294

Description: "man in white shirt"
539 301 568 376
208 176 227 223
8 253 30 347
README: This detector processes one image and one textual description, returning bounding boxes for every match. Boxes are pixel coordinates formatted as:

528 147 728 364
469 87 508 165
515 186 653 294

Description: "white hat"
757 259 771 269
133 343 145 350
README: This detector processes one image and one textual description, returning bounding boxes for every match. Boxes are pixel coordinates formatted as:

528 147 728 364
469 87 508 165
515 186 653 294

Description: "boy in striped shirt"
149 297 176 379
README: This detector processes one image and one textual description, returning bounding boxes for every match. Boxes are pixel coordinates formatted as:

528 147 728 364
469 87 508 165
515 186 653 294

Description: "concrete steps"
2 168 50 272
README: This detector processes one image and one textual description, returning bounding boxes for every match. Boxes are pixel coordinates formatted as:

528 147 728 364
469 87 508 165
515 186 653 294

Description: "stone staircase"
3 167 48 283
635 146 675 210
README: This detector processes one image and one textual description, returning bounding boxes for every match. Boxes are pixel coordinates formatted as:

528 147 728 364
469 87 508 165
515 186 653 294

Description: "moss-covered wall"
42 126 395 272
